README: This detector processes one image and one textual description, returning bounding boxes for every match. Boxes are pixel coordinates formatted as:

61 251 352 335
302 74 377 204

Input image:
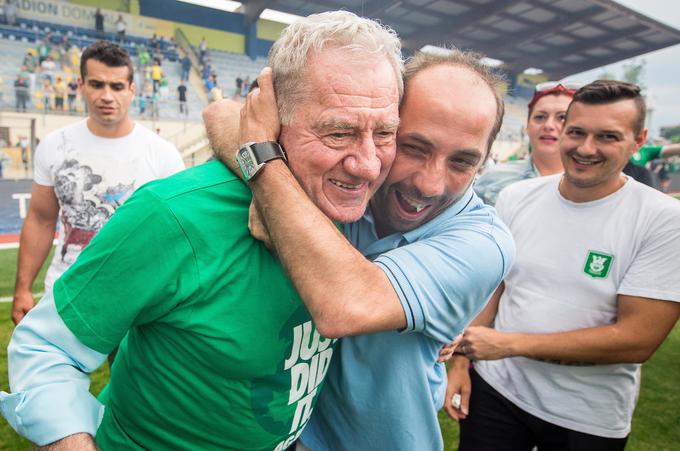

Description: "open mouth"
395 190 430 217
329 178 363 191
571 155 603 169
538 135 558 143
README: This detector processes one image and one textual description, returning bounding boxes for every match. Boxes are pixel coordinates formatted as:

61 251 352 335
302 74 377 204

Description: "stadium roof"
239 0 680 79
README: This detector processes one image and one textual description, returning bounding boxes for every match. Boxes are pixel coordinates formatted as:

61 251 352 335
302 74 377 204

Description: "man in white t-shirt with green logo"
11 41 184 326
446 80 680 450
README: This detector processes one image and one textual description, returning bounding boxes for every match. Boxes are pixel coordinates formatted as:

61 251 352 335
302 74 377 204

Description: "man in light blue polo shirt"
219 49 515 450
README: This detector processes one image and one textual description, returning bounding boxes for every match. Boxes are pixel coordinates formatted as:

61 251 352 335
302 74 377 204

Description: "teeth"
574 158 598 165
330 179 361 189
400 192 428 212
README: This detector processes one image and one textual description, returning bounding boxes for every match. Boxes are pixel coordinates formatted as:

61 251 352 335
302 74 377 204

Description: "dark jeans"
459 368 629 451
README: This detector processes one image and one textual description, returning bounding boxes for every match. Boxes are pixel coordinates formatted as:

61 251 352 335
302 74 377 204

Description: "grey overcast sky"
563 0 680 137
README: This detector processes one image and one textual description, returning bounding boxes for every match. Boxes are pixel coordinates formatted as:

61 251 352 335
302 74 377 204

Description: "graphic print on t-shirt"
54 158 135 261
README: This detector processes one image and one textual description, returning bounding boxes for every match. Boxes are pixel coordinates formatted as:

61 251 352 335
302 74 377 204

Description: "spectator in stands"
40 55 57 83
198 36 208 63
53 76 66 111
151 58 162 92
7 41 183 329
234 75 243 99
37 39 51 64
180 54 191 81
166 37 178 60
159 75 169 101
138 91 146 117
446 80 680 451
475 82 578 205
1 12 403 450
241 75 250 97
67 77 78 113
22 51 38 73
13 70 30 112
94 8 104 37
41 78 53 111
149 33 158 51
177 80 187 116
137 43 150 67
115 15 126 43
209 79 222 103
58 36 72 67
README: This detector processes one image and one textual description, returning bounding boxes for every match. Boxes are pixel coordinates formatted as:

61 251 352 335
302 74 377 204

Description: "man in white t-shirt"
446 80 680 450
11 41 184 325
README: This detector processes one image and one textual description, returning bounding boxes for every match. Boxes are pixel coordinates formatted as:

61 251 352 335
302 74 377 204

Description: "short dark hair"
80 41 134 84
567 80 646 135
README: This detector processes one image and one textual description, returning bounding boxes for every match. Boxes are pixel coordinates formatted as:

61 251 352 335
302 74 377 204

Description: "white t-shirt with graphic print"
33 119 185 290
475 174 680 438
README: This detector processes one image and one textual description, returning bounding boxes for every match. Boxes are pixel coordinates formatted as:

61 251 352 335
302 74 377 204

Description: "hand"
12 289 35 325
437 334 462 363
248 201 273 250
459 326 513 361
239 67 281 145
444 356 471 421
202 98 243 172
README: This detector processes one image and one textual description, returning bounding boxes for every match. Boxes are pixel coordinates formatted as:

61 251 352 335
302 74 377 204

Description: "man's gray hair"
404 50 506 155
268 11 404 125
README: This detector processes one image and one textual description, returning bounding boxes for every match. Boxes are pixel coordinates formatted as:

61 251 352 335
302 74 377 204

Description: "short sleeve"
33 138 55 186
374 215 514 344
54 187 199 354
618 210 680 302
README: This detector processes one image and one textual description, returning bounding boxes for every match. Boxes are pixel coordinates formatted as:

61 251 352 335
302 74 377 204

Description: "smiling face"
80 59 135 137
370 64 496 237
526 93 572 159
278 48 400 223
560 99 647 201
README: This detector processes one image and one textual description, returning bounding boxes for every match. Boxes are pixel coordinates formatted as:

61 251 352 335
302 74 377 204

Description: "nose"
414 160 447 198
100 85 114 102
578 134 598 156
343 136 382 182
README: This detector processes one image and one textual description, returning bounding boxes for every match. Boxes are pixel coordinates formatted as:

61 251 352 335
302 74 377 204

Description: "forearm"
38 433 97 451
661 143 680 159
15 215 57 293
498 324 656 364
252 162 403 338
1 294 107 445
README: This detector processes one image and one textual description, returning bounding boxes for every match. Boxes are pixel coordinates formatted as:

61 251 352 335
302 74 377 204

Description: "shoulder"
475 159 535 204
131 123 179 153
626 180 680 222
140 160 244 203
497 173 555 207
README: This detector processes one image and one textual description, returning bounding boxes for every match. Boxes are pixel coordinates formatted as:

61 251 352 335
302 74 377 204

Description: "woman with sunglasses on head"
475 82 579 205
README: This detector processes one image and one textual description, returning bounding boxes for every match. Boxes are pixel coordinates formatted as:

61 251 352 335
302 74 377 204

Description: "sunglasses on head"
534 81 583 93
528 81 583 110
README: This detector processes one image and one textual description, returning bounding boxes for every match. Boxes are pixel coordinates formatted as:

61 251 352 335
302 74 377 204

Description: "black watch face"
238 147 257 178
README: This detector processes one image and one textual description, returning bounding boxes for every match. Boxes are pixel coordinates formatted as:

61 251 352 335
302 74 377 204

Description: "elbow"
314 321 344 340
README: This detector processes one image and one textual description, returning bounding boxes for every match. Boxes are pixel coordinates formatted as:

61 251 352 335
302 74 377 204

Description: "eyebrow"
402 132 483 158
313 117 400 133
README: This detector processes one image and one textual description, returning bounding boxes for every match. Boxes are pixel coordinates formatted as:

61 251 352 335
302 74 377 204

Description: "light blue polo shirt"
301 188 515 451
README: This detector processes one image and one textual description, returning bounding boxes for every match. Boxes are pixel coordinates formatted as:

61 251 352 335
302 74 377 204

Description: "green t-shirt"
630 145 662 167
54 160 335 450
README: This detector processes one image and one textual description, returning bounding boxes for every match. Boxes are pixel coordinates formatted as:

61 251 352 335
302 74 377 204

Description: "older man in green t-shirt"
1 12 402 451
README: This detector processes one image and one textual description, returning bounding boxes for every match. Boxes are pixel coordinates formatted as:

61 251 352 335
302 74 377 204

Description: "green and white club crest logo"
583 251 613 279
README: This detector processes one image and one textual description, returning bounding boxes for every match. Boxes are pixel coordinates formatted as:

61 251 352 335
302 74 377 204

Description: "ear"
634 128 648 150
130 81 136 96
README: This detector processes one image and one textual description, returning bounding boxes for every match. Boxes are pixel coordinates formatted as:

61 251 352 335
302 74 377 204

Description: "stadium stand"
0 18 206 121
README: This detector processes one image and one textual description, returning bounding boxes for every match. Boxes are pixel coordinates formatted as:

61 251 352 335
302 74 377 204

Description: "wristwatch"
236 141 287 181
